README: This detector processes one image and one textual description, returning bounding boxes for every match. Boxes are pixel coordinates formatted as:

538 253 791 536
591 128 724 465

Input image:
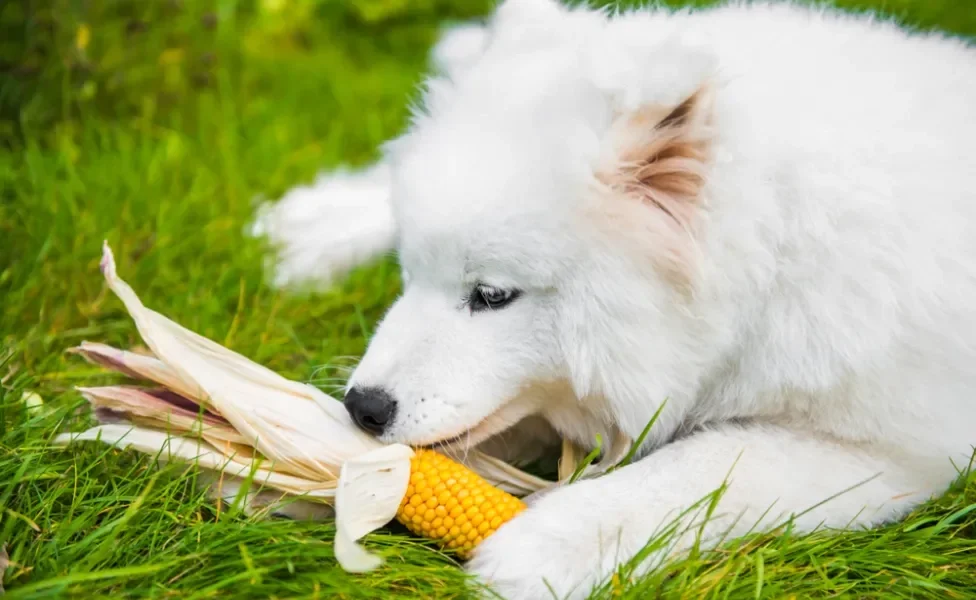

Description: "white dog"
253 1 976 597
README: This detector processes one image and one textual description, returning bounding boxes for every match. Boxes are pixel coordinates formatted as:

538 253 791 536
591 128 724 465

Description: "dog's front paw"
465 484 628 600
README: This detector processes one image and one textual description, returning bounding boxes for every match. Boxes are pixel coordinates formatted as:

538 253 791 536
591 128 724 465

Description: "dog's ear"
492 0 567 27
487 0 582 50
597 83 714 233
430 23 491 78
584 35 717 292
587 32 717 225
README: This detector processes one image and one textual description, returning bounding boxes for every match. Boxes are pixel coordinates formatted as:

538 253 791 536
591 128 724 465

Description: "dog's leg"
467 423 960 600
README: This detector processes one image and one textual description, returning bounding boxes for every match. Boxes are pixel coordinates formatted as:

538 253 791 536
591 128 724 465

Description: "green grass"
1 0 975 597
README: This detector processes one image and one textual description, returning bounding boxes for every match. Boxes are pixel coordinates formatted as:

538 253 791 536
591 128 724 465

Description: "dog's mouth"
412 399 544 454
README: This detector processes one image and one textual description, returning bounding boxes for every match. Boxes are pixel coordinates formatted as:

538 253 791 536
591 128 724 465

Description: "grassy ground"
2 0 975 597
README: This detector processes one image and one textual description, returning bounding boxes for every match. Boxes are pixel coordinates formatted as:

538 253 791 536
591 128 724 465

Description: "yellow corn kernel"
396 448 526 558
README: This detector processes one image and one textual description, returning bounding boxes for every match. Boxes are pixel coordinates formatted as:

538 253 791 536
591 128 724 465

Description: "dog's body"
256 1 976 597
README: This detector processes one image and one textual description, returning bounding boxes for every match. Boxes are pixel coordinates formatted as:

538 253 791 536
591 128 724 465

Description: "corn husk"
55 242 558 572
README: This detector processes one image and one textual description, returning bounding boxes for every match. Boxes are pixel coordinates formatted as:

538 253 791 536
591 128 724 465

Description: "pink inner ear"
594 85 714 292
615 87 712 227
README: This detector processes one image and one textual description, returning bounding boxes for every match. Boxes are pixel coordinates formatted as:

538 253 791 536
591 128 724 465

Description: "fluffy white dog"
253 1 976 597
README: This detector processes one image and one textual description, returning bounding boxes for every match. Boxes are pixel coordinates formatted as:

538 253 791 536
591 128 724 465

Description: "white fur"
250 162 395 289
263 1 976 598
248 22 490 289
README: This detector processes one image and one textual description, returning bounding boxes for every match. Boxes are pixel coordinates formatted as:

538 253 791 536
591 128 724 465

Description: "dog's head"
345 0 721 446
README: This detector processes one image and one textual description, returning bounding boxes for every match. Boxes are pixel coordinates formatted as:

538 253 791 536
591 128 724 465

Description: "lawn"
2 0 975 597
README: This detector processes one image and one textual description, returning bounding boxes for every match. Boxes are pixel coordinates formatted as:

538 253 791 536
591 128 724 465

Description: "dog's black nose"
344 386 397 435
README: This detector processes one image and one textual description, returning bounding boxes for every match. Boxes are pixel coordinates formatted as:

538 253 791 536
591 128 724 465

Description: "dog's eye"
469 284 520 312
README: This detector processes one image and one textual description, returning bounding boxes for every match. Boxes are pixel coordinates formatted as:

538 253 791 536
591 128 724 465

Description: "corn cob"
397 449 526 557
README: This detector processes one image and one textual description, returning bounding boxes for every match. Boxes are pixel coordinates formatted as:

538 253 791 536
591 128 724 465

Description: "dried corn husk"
55 242 561 572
